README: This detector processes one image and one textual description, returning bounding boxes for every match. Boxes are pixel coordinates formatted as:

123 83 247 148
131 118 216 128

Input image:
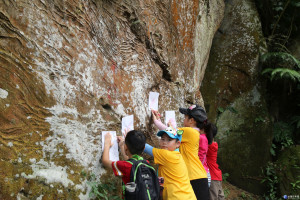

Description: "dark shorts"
190 178 209 200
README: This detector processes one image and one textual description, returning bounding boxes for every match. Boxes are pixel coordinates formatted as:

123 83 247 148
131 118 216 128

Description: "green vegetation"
261 162 280 199
254 0 300 198
222 172 230 183
82 172 122 200
261 52 300 81
290 176 300 192
217 106 238 120
88 180 121 200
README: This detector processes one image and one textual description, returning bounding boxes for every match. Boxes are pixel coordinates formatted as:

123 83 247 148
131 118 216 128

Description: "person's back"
102 130 160 200
207 142 222 181
153 148 196 199
198 132 209 172
152 106 210 200
207 125 225 200
144 127 197 200
124 154 160 200
178 127 207 180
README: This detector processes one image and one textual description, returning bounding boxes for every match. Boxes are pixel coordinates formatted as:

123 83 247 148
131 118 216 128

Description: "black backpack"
123 156 160 200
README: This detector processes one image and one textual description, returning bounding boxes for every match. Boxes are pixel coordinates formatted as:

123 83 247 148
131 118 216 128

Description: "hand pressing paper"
102 131 119 161
149 92 159 111
165 111 177 128
122 115 134 137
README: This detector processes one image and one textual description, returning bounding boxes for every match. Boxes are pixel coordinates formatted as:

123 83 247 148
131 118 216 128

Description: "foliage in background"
255 0 300 198
261 52 300 82
217 106 238 120
88 180 121 200
255 0 300 50
273 122 294 149
222 172 230 183
82 172 122 200
261 162 280 200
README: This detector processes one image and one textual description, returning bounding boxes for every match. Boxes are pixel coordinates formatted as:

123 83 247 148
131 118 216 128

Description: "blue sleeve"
143 143 154 157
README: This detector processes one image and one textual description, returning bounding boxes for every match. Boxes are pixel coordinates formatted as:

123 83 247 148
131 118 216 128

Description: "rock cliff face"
201 0 272 194
0 0 224 199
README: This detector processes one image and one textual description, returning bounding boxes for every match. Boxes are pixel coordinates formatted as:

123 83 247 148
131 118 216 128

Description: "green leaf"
218 107 225 113
291 1 300 7
263 68 300 82
261 52 300 69
255 116 264 122
262 68 274 75
270 147 276 156
227 106 238 114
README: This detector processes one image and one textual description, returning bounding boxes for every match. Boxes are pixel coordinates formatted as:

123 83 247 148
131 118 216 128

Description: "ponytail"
204 120 213 145
195 119 214 144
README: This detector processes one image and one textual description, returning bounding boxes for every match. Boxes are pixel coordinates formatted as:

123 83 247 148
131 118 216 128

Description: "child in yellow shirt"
152 107 209 200
144 126 197 200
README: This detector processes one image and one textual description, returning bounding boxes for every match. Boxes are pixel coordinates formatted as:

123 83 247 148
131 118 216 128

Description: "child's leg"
209 180 218 200
191 178 209 200
218 181 225 200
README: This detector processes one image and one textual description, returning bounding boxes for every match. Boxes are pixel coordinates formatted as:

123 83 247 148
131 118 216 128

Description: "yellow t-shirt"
178 127 208 180
153 148 196 200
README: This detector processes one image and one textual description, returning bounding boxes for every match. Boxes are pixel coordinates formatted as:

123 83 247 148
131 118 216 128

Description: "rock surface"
0 0 224 199
201 0 272 194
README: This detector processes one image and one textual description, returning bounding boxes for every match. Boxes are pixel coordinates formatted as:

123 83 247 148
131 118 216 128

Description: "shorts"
209 180 225 200
190 178 209 200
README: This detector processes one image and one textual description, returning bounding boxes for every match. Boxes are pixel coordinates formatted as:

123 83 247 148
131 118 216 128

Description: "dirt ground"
223 182 263 200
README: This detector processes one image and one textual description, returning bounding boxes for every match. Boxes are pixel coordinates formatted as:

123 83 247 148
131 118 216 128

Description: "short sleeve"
153 148 169 165
179 127 199 143
111 161 132 180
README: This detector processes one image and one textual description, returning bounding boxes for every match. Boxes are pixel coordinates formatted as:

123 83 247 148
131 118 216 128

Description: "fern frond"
263 68 300 82
269 68 300 81
262 68 275 75
261 52 300 69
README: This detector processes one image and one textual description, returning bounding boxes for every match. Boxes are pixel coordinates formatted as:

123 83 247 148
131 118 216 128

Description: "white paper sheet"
165 111 177 128
122 115 134 136
149 92 159 111
102 131 119 161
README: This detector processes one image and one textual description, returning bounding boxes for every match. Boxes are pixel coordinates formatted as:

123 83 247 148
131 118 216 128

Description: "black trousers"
190 178 209 200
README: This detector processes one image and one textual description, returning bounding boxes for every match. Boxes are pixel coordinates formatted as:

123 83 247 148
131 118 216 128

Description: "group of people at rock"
102 104 225 200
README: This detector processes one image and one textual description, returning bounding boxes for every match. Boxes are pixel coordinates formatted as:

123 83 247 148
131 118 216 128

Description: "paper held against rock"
102 131 119 161
149 92 159 111
122 115 134 136
165 111 177 128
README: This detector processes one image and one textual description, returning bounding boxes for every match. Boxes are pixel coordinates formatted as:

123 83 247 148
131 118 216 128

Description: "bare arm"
151 109 168 130
117 136 129 160
102 133 113 169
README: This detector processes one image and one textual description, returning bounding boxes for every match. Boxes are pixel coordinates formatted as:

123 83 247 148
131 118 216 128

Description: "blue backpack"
123 155 160 200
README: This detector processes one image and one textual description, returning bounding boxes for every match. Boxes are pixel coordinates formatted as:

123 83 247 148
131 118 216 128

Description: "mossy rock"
276 145 300 195
201 0 270 194
216 86 272 194
201 0 267 121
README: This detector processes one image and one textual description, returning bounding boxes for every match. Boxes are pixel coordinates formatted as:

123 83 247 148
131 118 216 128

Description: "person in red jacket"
207 124 225 200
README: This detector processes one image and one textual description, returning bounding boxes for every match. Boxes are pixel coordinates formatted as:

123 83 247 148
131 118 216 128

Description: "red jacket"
207 142 222 181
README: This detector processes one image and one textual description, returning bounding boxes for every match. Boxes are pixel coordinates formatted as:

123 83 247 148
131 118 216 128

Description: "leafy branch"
261 52 300 82
262 68 300 81
261 52 300 69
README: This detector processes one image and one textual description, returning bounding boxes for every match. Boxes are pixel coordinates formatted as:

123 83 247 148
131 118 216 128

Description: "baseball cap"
179 104 207 123
157 126 183 141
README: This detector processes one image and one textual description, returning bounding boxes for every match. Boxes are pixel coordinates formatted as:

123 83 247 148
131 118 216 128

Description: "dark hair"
125 130 146 155
211 123 218 138
187 115 214 144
